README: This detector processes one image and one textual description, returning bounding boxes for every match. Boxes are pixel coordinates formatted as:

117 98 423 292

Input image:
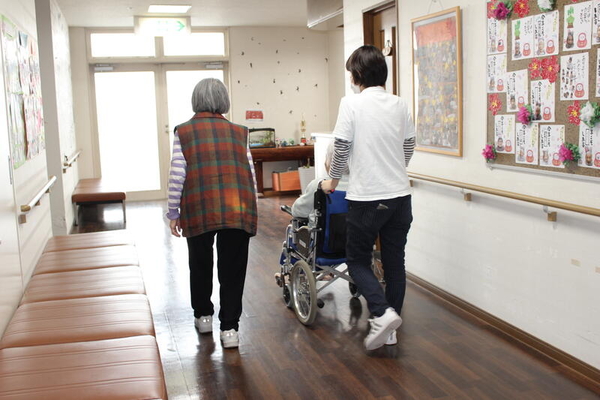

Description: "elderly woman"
166 78 258 349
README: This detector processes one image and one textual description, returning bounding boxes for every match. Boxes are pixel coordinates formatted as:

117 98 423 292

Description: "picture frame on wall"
411 7 463 157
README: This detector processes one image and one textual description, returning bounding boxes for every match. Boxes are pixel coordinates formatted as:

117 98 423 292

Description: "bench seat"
21 266 146 304
43 230 134 253
1 295 155 349
34 246 139 275
0 335 167 400
72 178 126 225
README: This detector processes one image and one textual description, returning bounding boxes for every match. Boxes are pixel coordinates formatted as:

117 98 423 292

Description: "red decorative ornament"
541 56 559 83
488 94 502 116
567 101 581 125
487 0 498 18
514 0 530 18
529 58 542 79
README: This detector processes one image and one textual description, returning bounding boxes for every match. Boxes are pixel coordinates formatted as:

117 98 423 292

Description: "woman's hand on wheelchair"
320 179 338 194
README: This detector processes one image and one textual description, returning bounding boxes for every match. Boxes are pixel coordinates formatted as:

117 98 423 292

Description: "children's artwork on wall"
560 52 589 100
506 69 529 112
515 122 539 165
578 124 600 168
487 54 507 93
531 79 555 122
411 7 463 157
592 0 600 45
512 16 535 61
0 16 45 168
563 1 592 52
534 11 560 57
494 114 515 154
488 17 508 54
539 124 565 168
486 0 599 179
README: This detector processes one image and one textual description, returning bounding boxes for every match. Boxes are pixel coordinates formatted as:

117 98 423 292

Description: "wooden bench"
72 178 126 225
0 231 167 400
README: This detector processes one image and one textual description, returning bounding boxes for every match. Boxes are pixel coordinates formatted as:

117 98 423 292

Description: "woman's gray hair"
191 78 230 114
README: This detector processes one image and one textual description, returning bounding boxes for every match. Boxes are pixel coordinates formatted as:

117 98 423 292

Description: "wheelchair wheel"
349 282 361 298
283 283 293 308
291 260 317 325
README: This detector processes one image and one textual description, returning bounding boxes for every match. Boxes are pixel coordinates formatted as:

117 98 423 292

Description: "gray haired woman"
166 78 258 349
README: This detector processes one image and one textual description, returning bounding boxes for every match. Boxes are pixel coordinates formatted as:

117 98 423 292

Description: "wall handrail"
62 149 81 172
20 176 57 213
408 172 600 218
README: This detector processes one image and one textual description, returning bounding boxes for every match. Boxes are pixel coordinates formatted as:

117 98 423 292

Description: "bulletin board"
0 16 45 169
486 0 600 178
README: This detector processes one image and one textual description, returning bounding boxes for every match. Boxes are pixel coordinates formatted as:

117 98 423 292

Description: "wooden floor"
73 199 600 400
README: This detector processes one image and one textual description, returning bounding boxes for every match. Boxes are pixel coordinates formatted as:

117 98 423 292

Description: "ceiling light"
148 5 191 14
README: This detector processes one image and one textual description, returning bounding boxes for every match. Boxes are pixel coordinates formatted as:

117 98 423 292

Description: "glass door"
93 63 227 201
164 65 225 154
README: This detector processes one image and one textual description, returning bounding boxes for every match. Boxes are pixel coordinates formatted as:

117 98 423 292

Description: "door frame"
89 62 230 201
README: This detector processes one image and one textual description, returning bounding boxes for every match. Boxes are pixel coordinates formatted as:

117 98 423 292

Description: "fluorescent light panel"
148 5 191 13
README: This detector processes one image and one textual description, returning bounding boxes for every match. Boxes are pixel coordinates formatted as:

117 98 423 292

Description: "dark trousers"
346 195 412 317
187 229 250 331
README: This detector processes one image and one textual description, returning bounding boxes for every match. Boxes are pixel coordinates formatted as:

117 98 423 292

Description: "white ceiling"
54 0 308 28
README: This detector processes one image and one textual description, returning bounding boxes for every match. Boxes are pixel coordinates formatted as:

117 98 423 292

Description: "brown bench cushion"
72 178 126 203
43 230 134 253
1 295 155 349
34 246 139 275
21 266 146 304
0 335 167 400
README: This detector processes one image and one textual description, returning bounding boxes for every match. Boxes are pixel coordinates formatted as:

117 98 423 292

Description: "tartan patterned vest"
176 112 258 238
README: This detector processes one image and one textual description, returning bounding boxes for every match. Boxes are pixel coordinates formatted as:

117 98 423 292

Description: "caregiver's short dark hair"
345 45 388 88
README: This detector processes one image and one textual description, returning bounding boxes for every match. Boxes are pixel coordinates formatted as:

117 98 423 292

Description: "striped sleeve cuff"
404 137 415 167
330 138 351 179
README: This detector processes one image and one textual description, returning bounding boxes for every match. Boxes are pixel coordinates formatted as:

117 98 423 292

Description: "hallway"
75 199 600 400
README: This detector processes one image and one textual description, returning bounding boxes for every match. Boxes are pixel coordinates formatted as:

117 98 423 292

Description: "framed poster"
411 7 463 156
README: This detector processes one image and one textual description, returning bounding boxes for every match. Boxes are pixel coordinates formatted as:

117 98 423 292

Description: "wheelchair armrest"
280 205 293 216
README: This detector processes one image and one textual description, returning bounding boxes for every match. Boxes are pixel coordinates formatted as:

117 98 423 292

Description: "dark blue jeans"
346 195 412 317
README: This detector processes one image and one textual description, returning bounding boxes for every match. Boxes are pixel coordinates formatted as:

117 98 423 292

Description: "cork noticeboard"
486 0 600 179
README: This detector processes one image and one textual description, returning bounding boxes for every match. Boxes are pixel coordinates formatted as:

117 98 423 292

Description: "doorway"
363 1 398 94
92 64 226 201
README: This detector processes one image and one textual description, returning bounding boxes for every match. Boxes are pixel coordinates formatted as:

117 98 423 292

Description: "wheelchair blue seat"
315 189 348 264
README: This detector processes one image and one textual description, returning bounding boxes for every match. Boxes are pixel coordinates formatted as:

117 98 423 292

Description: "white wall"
229 26 331 187
36 0 78 235
327 28 345 130
0 0 52 334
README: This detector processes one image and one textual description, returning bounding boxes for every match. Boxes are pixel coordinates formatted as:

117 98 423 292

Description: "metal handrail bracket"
408 172 600 220
62 149 82 173
19 176 57 223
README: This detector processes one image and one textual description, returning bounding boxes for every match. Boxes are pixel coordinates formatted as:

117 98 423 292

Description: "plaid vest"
177 112 258 237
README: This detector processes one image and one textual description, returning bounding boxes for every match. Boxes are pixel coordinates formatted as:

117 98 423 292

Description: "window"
163 32 226 56
90 33 155 57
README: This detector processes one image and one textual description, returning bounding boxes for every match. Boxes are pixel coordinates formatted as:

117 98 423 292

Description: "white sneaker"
386 330 397 346
364 308 402 350
194 316 212 333
220 329 239 349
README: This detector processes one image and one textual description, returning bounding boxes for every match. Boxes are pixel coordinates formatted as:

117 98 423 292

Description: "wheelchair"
277 187 363 325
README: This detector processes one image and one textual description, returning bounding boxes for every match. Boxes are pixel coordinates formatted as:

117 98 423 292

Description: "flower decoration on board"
540 56 559 83
517 104 534 125
488 94 502 116
514 0 530 18
537 0 556 12
529 58 542 79
493 1 513 20
558 142 581 166
567 101 581 125
579 101 600 128
487 0 498 18
482 144 497 162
